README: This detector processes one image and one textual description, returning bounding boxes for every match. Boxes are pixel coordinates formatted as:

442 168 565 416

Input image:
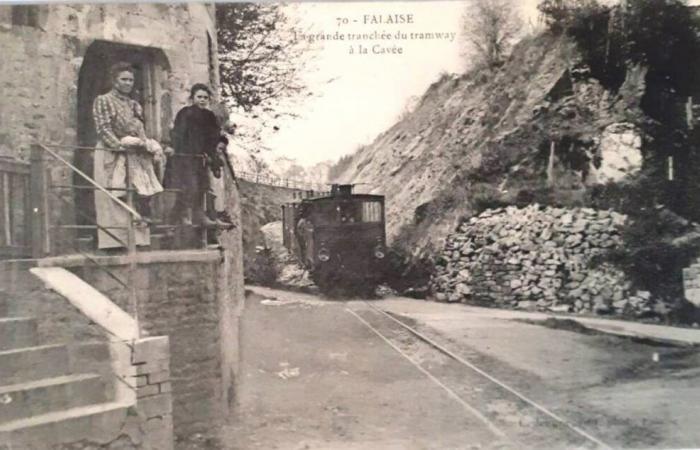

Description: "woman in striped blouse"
92 62 164 249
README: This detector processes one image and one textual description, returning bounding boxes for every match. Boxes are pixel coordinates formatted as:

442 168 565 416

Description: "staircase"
0 293 130 449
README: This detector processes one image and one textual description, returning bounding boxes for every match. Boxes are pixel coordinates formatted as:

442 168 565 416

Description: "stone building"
0 4 245 448
0 3 220 160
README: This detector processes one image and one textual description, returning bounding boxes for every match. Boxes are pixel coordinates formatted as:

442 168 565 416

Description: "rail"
236 170 329 193
13 142 227 336
32 143 216 255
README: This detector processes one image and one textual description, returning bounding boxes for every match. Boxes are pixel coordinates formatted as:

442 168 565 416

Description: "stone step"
0 317 38 351
0 373 107 423
0 401 130 449
0 290 7 317
0 344 70 385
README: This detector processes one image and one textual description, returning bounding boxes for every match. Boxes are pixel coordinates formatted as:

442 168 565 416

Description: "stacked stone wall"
431 205 660 315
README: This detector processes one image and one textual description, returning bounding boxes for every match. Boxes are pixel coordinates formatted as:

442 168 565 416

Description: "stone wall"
5 246 244 446
0 3 217 158
431 205 663 316
0 261 175 449
128 336 175 450
0 3 219 234
37 250 236 443
0 259 107 344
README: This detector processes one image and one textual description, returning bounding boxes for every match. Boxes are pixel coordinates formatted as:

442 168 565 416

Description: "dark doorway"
75 41 170 237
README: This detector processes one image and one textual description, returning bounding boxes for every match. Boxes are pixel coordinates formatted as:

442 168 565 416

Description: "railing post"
124 151 140 338
30 144 50 258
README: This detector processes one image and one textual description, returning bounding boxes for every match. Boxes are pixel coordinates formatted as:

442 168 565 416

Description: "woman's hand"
120 136 144 148
164 146 175 156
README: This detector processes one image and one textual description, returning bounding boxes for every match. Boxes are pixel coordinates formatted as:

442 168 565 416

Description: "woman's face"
113 71 135 95
193 89 210 109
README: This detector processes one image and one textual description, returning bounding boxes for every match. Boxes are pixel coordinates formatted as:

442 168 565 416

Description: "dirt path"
222 288 700 449
222 290 515 449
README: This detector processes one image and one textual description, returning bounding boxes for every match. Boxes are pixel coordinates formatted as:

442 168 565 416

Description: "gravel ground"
217 287 700 449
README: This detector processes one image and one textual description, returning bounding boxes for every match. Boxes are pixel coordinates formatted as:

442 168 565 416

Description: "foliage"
384 231 435 297
216 3 315 153
461 0 523 69
538 0 700 92
589 175 700 314
537 0 602 34
244 246 280 286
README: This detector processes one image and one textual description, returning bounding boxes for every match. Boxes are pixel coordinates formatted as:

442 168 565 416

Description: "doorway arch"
74 40 171 237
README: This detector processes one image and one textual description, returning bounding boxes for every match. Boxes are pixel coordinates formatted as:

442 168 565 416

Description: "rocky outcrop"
332 34 645 257
431 205 663 317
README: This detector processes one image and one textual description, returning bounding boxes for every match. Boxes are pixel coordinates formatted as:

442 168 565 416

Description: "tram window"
313 201 382 224
361 201 382 222
338 203 359 223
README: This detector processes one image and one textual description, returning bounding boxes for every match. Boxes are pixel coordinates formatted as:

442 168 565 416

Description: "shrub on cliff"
539 0 700 92
244 246 280 286
589 175 700 319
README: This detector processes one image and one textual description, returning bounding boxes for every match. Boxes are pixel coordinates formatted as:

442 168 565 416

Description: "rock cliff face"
333 33 645 257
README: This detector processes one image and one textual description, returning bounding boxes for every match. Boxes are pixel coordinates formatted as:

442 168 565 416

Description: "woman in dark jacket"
167 83 222 226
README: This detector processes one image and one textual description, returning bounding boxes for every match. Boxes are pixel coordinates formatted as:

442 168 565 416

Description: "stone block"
132 336 170 364
138 393 173 417
135 358 171 375
148 370 170 384
159 382 172 393
143 421 174 450
138 383 161 398
128 375 149 388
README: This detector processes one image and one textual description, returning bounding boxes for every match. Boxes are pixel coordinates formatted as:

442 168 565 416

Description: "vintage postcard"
1 1 699 449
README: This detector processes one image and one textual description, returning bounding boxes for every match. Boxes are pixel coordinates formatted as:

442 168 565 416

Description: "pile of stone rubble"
430 205 661 316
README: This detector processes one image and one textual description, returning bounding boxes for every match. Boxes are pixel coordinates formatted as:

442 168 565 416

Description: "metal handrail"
35 141 144 336
35 142 143 221
236 170 328 192
48 189 128 248
39 143 204 158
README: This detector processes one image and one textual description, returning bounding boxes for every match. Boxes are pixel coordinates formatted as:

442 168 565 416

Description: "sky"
253 0 543 166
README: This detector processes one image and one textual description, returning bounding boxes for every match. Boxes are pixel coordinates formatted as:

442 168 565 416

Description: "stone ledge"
36 249 222 269
132 336 170 365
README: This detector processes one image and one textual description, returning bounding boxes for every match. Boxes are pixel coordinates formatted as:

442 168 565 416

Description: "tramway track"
347 302 614 450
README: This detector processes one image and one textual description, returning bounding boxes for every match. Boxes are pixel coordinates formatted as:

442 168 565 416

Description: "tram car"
282 184 386 294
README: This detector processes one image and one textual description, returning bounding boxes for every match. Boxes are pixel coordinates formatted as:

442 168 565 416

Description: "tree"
461 0 523 69
216 3 315 153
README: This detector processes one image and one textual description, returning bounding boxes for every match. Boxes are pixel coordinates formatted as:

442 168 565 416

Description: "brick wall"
129 336 175 450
